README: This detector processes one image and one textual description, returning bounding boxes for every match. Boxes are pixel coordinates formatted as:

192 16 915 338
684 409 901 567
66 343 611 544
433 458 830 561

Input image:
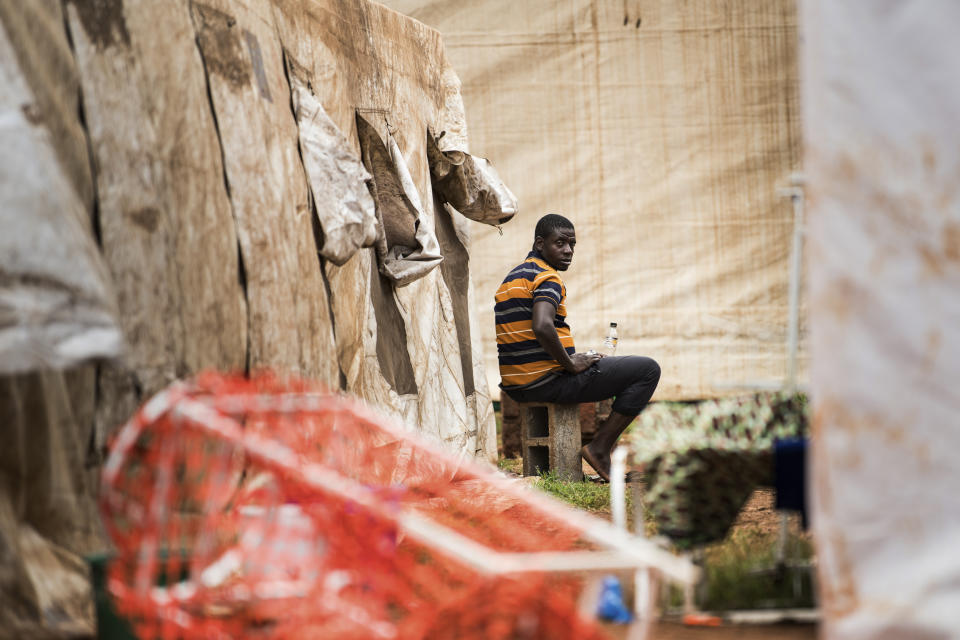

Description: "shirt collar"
527 249 556 271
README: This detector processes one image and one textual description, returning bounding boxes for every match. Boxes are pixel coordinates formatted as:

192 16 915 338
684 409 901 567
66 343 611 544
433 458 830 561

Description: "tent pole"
783 173 806 392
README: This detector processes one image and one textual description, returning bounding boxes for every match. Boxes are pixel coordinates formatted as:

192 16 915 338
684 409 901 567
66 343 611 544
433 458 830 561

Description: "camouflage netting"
628 393 808 548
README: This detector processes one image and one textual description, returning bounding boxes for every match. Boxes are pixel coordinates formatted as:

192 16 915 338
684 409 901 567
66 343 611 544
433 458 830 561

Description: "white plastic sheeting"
0 15 121 373
803 2 960 638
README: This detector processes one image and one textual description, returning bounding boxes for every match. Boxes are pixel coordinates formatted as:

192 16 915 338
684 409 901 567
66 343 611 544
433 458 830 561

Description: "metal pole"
783 173 805 392
611 447 628 529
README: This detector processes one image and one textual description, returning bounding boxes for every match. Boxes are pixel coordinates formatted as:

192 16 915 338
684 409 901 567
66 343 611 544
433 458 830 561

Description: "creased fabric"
803 3 960 637
0 8 122 374
427 129 517 226
0 367 102 637
290 76 377 265
357 113 443 286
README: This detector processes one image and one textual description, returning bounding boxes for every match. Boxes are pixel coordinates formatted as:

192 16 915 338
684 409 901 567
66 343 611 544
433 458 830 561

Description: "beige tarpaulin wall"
58 0 497 458
0 0 499 634
382 0 805 400
803 2 960 638
0 2 117 635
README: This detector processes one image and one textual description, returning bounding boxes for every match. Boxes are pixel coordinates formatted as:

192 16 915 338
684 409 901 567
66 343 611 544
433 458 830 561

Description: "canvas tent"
0 0 505 634
803 2 960 638
382 4 960 638
381 0 805 400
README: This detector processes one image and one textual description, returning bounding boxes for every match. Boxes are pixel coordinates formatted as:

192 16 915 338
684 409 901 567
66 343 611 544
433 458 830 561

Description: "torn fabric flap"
290 77 377 265
356 114 443 286
0 26 123 374
427 129 518 226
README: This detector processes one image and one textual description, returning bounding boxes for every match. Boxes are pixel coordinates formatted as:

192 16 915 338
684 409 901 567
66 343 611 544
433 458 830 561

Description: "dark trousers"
503 356 660 417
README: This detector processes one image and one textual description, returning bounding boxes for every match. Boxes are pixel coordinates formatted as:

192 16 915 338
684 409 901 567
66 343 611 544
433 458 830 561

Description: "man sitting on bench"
494 214 661 481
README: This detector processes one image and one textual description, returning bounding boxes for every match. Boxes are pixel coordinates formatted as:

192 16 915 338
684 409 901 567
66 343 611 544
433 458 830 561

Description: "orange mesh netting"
100 372 611 639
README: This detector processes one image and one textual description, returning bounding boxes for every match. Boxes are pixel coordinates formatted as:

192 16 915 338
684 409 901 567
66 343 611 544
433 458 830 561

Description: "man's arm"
531 300 600 374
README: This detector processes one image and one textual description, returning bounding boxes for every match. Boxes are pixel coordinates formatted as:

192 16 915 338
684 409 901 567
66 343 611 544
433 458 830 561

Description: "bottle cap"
610 322 617 327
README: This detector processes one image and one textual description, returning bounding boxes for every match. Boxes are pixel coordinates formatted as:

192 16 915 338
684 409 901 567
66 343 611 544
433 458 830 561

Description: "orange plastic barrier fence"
100 372 609 639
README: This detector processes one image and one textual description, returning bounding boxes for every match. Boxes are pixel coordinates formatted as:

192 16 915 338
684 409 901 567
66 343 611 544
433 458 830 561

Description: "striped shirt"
495 251 575 389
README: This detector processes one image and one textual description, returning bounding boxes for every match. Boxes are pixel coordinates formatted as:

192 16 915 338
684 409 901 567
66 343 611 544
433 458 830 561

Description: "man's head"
533 214 576 271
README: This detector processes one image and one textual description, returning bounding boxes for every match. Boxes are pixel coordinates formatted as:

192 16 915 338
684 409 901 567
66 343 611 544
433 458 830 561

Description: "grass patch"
497 456 522 475
504 458 815 612
534 471 618 514
698 527 815 611
494 400 816 613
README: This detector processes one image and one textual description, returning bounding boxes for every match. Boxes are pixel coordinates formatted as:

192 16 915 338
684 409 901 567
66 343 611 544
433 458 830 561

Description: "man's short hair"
534 214 574 240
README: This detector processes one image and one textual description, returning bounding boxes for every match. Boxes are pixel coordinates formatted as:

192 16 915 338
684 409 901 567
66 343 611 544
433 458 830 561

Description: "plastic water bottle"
600 322 618 356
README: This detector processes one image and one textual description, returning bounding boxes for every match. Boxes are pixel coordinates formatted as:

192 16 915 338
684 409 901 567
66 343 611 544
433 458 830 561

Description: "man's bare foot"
580 444 610 482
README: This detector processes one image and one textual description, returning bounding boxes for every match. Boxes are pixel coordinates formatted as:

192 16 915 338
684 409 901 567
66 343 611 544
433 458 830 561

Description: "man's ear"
533 236 544 252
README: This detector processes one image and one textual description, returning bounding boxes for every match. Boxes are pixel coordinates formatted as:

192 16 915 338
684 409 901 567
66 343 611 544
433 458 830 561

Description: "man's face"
535 227 576 271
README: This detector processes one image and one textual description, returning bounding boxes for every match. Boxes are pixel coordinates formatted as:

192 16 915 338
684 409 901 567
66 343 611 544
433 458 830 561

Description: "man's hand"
566 352 601 374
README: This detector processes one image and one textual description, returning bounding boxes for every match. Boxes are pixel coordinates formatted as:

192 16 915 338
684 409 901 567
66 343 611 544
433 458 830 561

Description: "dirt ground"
630 489 815 639
587 468 817 640
730 488 804 536
603 620 816 640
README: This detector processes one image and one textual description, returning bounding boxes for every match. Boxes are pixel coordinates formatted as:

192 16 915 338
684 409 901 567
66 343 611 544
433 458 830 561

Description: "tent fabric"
60 0 497 458
802 2 960 638
188 0 340 384
384 129 445 284
0 4 116 633
357 113 445 286
427 129 518 226
270 0 497 456
0 368 102 638
1 0 501 633
357 115 420 250
0 3 122 374
0 0 94 209
380 0 805 400
434 194 477 397
63 0 251 439
290 76 378 266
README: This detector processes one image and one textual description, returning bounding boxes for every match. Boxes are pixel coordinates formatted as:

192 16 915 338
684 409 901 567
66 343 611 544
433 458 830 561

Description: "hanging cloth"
426 128 518 226
290 78 377 265
356 114 443 286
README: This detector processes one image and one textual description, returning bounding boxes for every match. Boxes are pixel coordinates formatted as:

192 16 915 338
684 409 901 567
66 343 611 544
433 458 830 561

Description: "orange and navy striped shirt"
495 251 575 389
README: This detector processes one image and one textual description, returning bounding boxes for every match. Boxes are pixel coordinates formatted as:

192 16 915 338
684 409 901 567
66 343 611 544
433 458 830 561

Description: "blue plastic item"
596 575 633 624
